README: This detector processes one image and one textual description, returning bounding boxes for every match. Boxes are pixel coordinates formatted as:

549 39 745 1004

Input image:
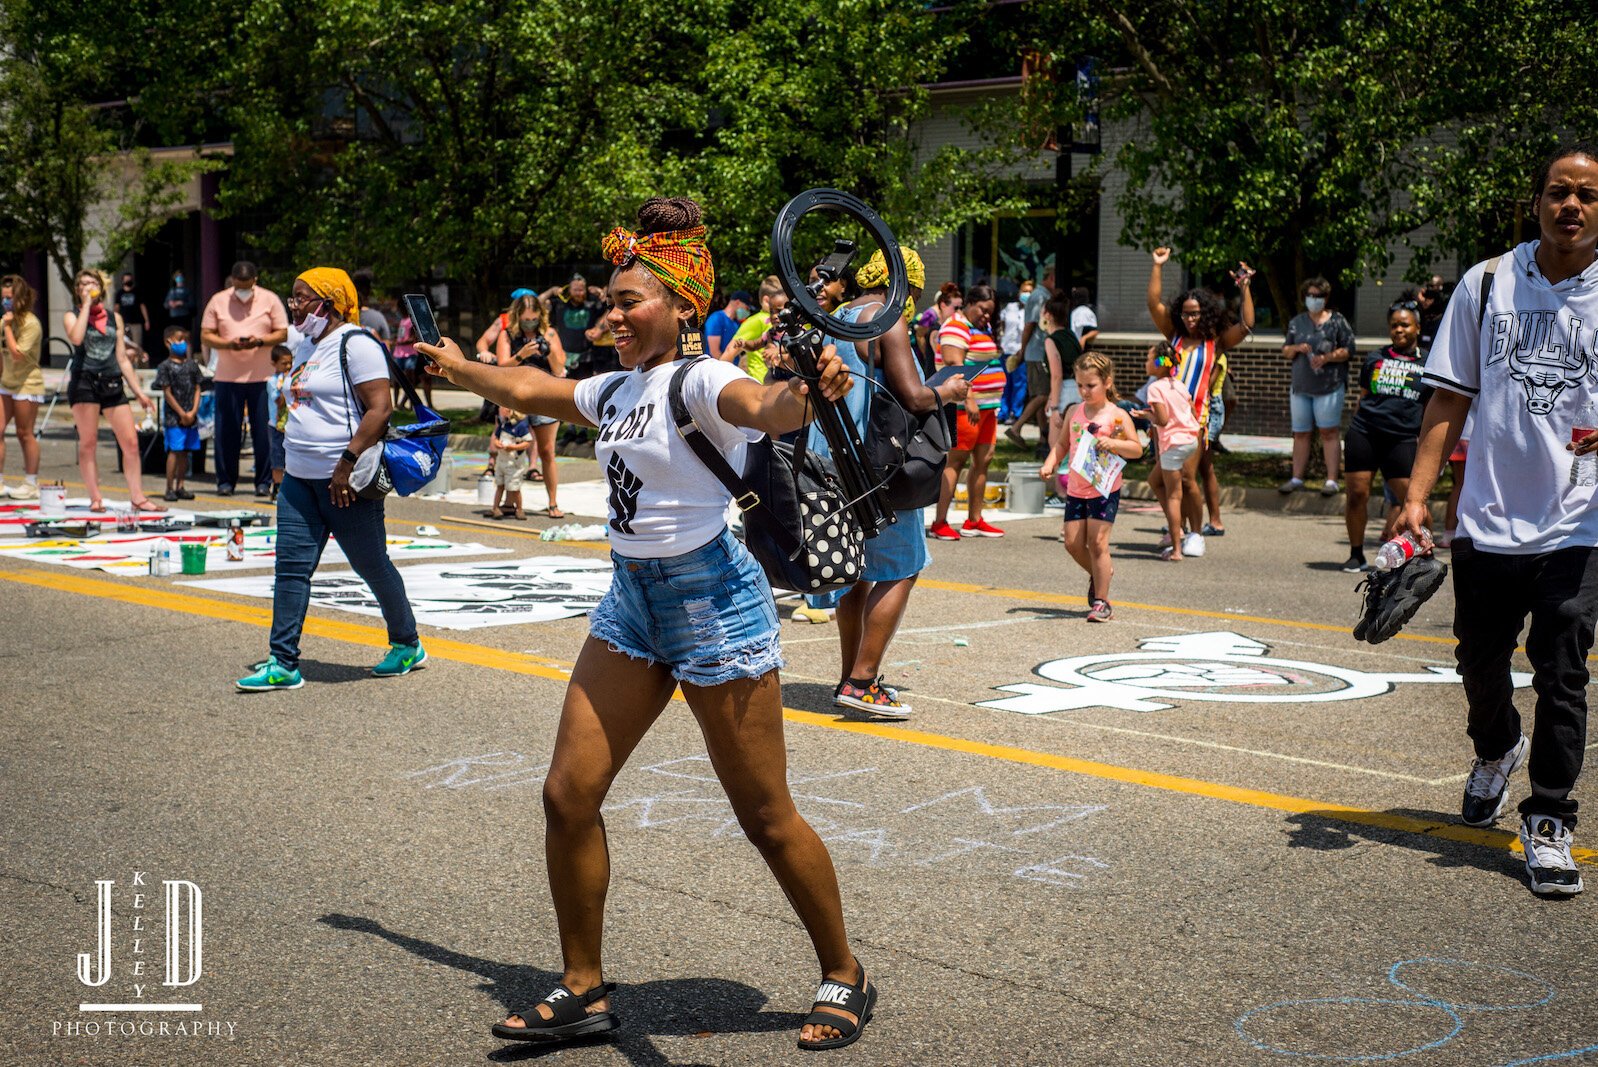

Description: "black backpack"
668 358 864 593
857 335 949 511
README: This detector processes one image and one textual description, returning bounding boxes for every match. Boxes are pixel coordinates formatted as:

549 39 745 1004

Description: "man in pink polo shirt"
201 261 288 497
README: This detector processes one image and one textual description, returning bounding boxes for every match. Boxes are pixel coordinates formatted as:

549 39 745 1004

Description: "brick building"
908 78 1451 436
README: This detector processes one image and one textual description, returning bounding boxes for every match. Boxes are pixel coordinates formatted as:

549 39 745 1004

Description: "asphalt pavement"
2 424 1594 1067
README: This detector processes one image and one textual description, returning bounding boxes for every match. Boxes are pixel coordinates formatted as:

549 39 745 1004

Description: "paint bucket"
180 542 208 575
38 483 67 516
1007 462 1044 515
476 473 496 506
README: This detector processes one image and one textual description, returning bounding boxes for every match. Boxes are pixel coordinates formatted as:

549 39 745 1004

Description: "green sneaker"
373 641 427 678
236 657 304 692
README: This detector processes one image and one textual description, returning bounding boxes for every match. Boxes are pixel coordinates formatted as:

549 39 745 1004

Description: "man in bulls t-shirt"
1402 142 1598 897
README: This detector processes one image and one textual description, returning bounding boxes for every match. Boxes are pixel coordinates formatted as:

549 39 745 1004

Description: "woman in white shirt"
235 268 423 692
420 197 878 1053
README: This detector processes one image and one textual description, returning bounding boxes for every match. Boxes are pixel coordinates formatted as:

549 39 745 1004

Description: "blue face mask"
170 341 188 357
173 275 184 286
2 298 11 312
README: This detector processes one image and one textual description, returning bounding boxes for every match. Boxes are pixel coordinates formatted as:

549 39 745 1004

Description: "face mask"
170 341 188 357
233 286 255 303
733 306 751 322
298 310 329 341
520 319 539 333
1304 296 1326 313
173 275 184 286
2 298 11 312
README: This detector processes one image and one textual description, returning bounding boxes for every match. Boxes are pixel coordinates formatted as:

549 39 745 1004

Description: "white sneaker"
1519 814 1584 896
6 481 38 500
1182 532 1205 558
791 605 835 624
1460 735 1529 826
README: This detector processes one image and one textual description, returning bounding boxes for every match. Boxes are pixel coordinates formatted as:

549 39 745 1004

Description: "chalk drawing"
1235 958 1596 1065
980 631 1533 715
400 752 1109 889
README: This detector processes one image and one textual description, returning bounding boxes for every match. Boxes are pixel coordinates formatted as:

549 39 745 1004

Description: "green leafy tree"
1015 0 1598 318
0 0 220 287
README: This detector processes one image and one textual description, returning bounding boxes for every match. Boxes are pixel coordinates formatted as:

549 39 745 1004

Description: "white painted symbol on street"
977 631 1532 715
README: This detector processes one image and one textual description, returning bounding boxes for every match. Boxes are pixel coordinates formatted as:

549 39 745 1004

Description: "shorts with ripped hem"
589 527 784 687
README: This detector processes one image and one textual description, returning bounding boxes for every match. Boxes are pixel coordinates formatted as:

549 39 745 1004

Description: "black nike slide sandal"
491 981 620 1043
797 962 877 1052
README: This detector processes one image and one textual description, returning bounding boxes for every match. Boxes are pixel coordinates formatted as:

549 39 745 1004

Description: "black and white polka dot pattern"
797 489 863 589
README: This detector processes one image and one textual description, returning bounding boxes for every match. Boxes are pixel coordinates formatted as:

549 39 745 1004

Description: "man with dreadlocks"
419 197 882 1053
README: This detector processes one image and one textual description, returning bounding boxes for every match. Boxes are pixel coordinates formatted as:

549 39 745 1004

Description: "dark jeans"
214 380 272 492
270 474 418 670
1453 539 1598 825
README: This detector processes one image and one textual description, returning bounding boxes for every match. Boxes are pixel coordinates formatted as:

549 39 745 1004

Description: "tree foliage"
0 0 218 288
1019 0 1598 315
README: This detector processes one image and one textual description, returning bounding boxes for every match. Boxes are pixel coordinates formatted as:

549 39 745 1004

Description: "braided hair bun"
636 197 703 235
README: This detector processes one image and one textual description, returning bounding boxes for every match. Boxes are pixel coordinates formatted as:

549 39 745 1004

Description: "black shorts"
68 370 128 409
1344 423 1417 480
1063 490 1121 524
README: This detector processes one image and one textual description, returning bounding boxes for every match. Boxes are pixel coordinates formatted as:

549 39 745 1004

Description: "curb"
997 464 1448 524
446 433 596 460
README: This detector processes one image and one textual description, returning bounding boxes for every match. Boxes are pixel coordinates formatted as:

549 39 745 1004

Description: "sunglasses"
1389 300 1420 313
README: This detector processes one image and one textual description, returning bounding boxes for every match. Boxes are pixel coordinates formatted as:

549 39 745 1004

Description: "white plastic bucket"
38 484 67 516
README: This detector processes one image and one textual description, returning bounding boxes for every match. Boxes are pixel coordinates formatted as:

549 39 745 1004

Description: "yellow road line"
2 563 1585 866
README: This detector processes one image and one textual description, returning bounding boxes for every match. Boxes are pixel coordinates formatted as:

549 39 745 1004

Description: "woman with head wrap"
806 247 971 720
419 197 878 1053
236 268 425 692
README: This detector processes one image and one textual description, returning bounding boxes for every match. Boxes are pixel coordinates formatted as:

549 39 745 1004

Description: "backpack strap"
1477 255 1502 333
668 358 804 559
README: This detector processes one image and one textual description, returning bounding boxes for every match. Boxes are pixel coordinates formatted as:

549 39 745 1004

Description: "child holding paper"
1133 341 1202 561
1041 352 1143 622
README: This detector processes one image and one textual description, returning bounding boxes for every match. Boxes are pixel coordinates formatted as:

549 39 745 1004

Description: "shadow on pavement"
317 913 802 1067
1283 808 1528 883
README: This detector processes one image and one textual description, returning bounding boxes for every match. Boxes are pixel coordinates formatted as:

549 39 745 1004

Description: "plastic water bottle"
1571 398 1598 487
1375 532 1426 572
226 519 245 561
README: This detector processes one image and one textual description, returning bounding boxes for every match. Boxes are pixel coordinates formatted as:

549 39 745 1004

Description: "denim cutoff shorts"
590 527 783 687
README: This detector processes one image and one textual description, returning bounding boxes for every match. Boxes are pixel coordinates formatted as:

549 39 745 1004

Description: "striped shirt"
939 313 1004 408
1171 336 1219 425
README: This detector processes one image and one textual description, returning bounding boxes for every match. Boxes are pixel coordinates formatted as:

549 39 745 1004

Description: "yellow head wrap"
296 267 361 326
855 247 926 292
601 225 716 325
855 247 925 321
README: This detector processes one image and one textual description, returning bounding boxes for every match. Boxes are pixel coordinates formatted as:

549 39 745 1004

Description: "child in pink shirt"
1041 352 1145 621
1135 342 1201 560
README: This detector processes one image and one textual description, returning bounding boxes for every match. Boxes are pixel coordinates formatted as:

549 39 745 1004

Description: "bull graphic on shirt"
1489 310 1595 415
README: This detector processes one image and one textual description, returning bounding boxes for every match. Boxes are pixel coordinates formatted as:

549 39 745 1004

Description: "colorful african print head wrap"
296 267 361 326
601 225 716 325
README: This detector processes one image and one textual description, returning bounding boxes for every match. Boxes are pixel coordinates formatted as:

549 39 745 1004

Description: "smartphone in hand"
402 293 442 350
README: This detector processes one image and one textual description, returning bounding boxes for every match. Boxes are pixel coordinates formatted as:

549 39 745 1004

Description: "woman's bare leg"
104 404 148 503
72 404 103 506
682 670 861 1044
12 398 38 477
536 423 559 511
499 639 677 1030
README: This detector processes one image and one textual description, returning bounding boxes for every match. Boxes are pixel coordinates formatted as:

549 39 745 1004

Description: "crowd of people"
2 141 1594 923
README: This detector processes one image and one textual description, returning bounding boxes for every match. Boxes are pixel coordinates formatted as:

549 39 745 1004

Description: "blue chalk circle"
1235 958 1591 1065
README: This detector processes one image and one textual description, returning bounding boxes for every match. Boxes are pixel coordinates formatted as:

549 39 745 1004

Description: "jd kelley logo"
53 872 237 1041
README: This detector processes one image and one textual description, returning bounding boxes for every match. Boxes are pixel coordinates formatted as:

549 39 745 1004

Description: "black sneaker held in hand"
1353 555 1448 644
